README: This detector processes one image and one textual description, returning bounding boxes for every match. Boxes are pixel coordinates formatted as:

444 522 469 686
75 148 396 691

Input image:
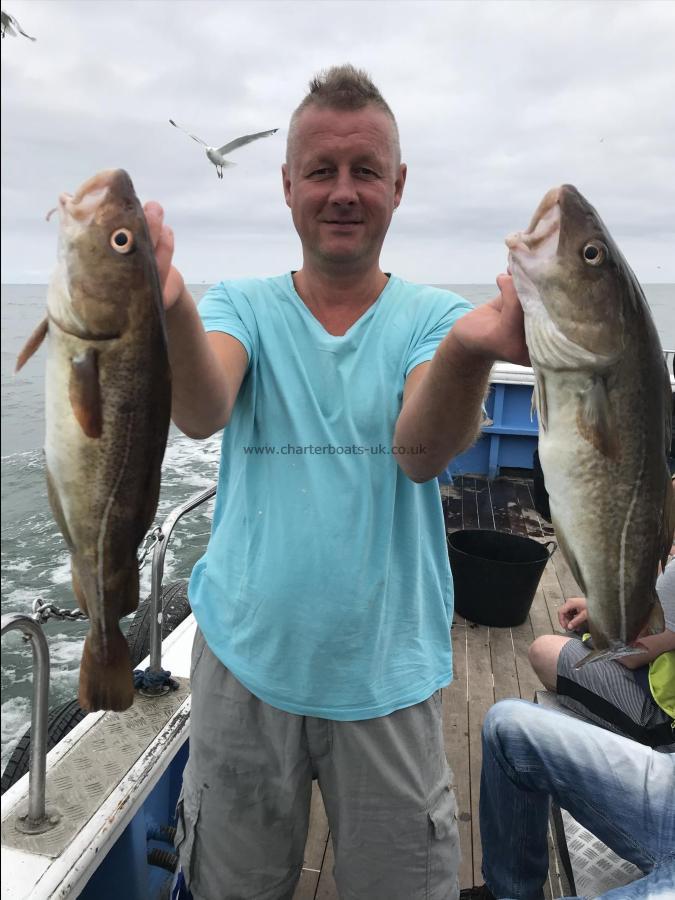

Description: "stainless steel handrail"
1 614 60 832
146 483 217 683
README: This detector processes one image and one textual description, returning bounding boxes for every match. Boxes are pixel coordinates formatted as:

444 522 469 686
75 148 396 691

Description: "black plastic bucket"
448 529 557 627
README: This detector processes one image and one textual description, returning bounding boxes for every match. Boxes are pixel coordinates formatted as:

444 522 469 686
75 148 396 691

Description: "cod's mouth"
505 186 562 256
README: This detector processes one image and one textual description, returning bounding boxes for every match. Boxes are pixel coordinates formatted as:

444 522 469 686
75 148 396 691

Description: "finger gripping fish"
17 169 172 711
506 185 674 664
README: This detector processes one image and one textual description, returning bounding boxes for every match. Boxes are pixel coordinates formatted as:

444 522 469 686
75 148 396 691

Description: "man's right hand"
144 201 186 311
558 597 588 632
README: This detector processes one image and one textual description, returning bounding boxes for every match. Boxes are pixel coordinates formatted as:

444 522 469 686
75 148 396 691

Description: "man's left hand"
451 274 530 367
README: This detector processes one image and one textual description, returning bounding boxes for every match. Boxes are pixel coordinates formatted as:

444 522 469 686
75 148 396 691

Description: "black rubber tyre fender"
1 581 191 794
125 580 191 668
1 698 87 794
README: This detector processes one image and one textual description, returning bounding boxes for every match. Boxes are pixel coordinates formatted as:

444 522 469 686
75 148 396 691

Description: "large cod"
17 169 172 710
506 185 673 662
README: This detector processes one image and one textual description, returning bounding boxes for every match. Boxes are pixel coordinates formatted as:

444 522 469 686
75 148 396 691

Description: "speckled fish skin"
506 185 673 661
17 169 171 710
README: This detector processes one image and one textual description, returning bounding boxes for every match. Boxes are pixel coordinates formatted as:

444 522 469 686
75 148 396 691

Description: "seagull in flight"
169 119 278 179
1 10 36 40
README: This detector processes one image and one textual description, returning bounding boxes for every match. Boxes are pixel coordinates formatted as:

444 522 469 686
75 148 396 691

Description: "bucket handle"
543 540 557 558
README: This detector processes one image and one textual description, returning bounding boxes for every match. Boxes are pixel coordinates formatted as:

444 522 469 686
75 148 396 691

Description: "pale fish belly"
44 332 108 633
536 369 643 644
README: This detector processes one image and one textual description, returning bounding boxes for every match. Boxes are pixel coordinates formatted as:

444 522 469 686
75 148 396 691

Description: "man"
147 65 528 900
461 699 675 900
528 558 675 751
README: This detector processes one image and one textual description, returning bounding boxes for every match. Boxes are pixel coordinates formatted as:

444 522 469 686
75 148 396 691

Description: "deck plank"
475 479 496 530
514 480 545 540
551 546 583 601
465 623 495 887
443 623 473 888
489 626 519 703
487 478 513 533
462 477 480 530
505 480 530 537
294 783 330 899
540 559 567 635
313 839 338 900
511 618 542 703
525 482 556 537
442 482 464 535
529 584 557 639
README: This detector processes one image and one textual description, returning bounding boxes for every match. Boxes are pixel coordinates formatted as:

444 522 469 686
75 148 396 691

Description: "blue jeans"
480 699 675 900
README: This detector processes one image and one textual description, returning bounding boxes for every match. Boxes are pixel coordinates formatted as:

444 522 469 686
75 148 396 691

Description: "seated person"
460 699 675 900
528 559 675 751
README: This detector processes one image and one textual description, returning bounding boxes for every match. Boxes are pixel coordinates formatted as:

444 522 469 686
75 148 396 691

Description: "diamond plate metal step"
2 678 190 858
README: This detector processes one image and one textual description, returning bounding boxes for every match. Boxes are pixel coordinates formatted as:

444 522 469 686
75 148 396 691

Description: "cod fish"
16 169 172 711
506 185 673 663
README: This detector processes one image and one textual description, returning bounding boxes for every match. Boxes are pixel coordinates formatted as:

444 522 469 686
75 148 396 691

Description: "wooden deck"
293 474 582 900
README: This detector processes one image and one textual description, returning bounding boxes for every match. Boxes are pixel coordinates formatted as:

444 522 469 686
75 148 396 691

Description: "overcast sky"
1 0 674 284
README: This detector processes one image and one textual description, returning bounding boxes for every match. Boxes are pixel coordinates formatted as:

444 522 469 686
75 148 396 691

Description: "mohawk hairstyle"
286 64 401 164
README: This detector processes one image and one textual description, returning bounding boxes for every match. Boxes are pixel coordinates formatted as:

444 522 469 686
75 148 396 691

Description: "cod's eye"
110 228 134 254
582 241 607 266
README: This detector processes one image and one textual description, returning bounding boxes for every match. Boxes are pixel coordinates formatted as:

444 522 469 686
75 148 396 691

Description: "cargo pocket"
174 783 202 887
426 786 460 900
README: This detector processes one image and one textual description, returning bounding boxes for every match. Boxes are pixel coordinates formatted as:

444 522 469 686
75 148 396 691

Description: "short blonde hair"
287 64 401 165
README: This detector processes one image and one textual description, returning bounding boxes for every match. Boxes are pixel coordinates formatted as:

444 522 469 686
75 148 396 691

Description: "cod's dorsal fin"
69 348 103 438
576 375 620 460
15 317 48 372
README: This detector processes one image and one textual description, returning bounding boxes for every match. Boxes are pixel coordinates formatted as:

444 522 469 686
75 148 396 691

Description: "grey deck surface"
292 474 578 900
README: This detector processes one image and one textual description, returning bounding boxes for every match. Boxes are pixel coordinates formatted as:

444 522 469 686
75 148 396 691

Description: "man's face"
282 105 406 272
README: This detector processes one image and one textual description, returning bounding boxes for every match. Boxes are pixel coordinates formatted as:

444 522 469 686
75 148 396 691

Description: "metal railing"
144 483 217 691
1 615 60 833
2 483 217 821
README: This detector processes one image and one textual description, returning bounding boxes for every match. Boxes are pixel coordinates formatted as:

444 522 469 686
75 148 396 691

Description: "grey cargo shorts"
175 628 460 900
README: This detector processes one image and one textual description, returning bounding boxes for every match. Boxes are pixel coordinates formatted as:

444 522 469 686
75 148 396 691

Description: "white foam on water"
49 553 73 586
1 429 220 765
2 560 33 573
1 696 31 771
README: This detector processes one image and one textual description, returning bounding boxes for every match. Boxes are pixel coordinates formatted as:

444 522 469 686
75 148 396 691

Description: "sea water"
1 283 673 770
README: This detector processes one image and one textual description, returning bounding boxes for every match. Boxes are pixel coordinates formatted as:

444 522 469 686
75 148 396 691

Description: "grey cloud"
2 0 674 282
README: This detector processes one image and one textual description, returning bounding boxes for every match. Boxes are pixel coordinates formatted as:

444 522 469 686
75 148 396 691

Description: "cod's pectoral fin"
15 317 49 372
69 348 103 438
576 375 620 460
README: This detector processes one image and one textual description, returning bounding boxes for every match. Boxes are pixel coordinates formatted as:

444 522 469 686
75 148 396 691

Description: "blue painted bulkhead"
81 741 189 900
442 381 538 481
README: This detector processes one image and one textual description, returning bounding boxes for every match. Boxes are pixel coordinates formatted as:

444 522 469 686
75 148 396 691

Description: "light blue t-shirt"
188 272 473 720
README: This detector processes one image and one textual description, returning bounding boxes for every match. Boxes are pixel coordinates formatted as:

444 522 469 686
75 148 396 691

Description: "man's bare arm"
619 629 675 669
165 289 248 438
394 274 529 482
145 202 248 438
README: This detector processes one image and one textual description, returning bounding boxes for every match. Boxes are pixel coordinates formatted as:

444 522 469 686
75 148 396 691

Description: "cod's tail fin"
79 625 134 712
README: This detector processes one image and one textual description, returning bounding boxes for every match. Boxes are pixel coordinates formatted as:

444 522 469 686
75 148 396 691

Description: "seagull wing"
169 119 208 147
2 12 36 39
217 128 279 156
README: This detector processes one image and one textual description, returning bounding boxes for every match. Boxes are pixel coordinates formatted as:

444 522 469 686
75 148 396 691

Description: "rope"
133 667 179 691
